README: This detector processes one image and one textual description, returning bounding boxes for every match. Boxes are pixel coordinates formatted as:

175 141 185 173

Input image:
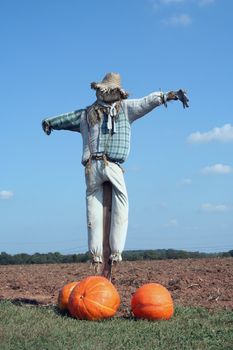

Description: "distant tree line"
0 251 90 265
122 249 233 261
0 249 232 265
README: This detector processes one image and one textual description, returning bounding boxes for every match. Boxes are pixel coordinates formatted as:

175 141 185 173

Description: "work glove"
166 89 189 108
175 89 189 108
42 120 52 135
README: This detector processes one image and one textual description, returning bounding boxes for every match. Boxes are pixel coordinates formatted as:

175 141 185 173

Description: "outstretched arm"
123 90 189 123
42 109 85 135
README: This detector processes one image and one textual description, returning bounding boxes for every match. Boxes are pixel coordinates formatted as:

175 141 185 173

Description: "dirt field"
0 258 232 315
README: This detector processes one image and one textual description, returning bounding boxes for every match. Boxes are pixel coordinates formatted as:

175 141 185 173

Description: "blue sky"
1 0 233 254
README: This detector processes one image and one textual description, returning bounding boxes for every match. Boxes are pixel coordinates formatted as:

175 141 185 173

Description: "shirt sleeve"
123 92 165 123
42 109 84 133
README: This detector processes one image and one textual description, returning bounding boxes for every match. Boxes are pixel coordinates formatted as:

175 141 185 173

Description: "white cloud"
201 203 231 213
150 0 215 24
187 124 233 144
0 190 14 200
202 164 233 174
161 13 192 26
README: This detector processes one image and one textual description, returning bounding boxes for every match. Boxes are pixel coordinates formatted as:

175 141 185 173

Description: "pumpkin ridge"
85 281 107 294
78 294 89 319
86 289 114 298
81 297 96 320
84 297 117 314
68 291 79 318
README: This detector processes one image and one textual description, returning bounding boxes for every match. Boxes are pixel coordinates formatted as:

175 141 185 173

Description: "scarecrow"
42 72 189 278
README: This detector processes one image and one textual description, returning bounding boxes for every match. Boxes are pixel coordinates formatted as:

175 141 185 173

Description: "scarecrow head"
91 72 129 103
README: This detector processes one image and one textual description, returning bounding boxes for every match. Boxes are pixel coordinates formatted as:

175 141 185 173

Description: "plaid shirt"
42 91 164 164
97 108 131 163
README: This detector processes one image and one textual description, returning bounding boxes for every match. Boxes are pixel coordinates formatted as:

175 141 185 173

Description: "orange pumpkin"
131 283 174 320
68 276 120 320
58 281 79 311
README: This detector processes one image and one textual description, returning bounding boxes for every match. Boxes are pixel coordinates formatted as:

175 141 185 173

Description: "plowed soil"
0 258 232 315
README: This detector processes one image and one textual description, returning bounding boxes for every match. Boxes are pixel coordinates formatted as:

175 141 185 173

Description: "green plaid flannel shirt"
97 108 131 163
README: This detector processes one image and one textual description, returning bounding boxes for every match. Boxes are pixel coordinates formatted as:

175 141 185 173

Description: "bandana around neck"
87 100 121 133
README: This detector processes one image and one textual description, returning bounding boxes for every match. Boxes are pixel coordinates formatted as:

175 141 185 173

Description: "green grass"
0 301 232 350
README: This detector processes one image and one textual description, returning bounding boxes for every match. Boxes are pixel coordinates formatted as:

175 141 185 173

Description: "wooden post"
102 181 112 280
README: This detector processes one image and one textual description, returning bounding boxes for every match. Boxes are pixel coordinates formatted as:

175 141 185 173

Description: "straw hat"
91 72 129 99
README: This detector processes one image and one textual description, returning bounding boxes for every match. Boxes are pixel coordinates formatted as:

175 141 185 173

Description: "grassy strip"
0 301 232 350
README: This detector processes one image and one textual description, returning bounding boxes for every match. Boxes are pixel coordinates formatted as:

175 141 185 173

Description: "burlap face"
96 89 122 103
